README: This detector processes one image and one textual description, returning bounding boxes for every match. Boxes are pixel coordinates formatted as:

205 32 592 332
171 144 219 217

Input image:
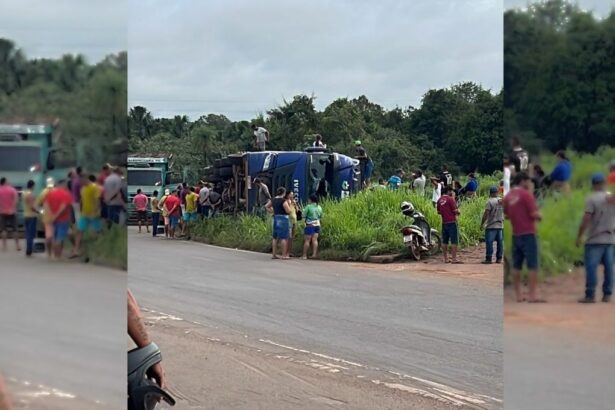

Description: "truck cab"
0 122 68 225
127 157 171 222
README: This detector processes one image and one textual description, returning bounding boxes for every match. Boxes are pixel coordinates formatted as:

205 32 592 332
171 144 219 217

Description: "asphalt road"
0 249 126 409
505 324 615 410
129 230 503 407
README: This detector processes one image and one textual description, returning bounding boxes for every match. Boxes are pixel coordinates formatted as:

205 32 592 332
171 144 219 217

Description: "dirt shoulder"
505 270 615 344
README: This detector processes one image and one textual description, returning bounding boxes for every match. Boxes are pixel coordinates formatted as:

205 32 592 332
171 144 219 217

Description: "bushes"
190 187 489 261
89 224 127 270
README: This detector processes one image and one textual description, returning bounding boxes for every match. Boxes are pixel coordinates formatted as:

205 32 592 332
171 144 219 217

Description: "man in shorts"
37 177 56 257
159 189 170 238
132 188 149 233
0 178 20 252
503 172 543 303
437 186 461 264
182 186 199 236
44 180 74 259
71 175 102 257
164 190 181 239
252 124 269 151
23 180 39 256
576 173 615 303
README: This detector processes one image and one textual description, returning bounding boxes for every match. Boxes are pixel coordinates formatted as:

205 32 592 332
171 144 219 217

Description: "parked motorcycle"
128 342 176 410
400 201 441 260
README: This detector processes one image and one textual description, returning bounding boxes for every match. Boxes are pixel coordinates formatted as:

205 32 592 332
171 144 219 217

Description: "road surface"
129 230 503 409
0 249 126 409
504 274 615 410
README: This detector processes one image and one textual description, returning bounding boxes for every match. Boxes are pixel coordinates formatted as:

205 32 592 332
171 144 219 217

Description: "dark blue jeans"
584 244 614 298
485 228 503 261
107 205 123 224
24 217 37 256
152 212 160 236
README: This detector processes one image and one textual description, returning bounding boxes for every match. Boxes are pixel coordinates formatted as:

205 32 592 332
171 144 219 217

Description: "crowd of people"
0 164 128 259
503 137 615 304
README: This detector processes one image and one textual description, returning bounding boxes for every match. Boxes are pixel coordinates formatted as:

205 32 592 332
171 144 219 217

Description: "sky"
128 0 503 120
505 0 614 15
0 0 126 64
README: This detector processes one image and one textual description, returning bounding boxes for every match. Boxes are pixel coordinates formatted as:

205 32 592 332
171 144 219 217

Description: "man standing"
159 189 170 238
254 178 271 217
72 175 103 257
481 186 504 264
44 180 73 259
463 173 479 198
608 161 615 188
509 136 530 175
412 170 426 196
431 177 442 207
354 140 373 187
182 187 199 236
151 190 161 237
503 172 543 303
313 134 326 148
23 180 39 256
198 183 211 219
164 190 181 239
388 169 404 190
439 165 453 190
437 186 461 264
104 167 125 225
133 188 149 234
71 166 84 222
207 188 222 218
252 124 269 151
576 173 615 303
0 178 19 252
37 177 55 258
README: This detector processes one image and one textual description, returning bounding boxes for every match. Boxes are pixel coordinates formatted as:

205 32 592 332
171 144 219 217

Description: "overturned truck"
204 147 362 214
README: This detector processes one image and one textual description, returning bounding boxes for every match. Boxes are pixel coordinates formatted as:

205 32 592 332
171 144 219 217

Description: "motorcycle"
128 342 176 410
400 201 441 260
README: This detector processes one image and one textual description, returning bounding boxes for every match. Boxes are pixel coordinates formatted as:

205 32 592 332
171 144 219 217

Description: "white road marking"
259 339 365 368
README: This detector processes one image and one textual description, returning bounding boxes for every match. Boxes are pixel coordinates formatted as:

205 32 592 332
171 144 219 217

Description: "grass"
191 186 490 261
86 224 127 270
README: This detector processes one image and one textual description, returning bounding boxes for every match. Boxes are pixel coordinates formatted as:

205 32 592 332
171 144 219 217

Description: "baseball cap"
354 140 361 145
489 186 498 194
164 188 170 195
591 172 605 185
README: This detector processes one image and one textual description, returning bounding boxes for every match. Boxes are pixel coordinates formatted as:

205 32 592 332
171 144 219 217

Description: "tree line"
129 82 503 181
505 0 615 154
0 38 127 167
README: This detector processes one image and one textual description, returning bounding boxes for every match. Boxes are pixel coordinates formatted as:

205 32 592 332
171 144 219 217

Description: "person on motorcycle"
128 289 166 389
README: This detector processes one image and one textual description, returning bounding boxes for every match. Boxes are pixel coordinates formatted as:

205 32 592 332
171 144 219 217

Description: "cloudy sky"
1 0 126 64
505 0 614 15
129 0 503 120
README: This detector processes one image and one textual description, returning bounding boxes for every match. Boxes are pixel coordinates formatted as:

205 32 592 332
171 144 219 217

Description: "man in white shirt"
431 177 442 207
412 170 427 196
252 124 269 151
198 183 210 219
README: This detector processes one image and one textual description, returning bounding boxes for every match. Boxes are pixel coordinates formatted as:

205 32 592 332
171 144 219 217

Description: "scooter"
128 343 176 410
400 201 441 260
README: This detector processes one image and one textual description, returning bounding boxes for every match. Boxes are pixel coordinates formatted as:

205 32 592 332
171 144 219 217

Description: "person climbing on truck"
354 140 373 187
252 124 269 151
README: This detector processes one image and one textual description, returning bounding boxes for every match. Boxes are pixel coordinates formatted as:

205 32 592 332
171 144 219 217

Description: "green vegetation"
505 0 615 152
85 225 128 270
191 187 491 260
0 38 127 168
129 82 502 182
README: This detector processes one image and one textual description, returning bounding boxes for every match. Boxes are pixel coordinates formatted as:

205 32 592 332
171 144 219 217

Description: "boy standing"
481 186 504 264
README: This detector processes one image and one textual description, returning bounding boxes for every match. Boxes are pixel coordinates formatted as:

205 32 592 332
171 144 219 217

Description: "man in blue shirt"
388 169 404 190
550 150 572 194
462 173 479 197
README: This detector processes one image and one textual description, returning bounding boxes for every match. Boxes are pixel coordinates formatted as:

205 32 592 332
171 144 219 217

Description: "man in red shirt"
608 161 615 188
503 172 543 303
437 186 461 264
132 188 149 234
44 180 74 259
163 190 181 239
0 177 20 252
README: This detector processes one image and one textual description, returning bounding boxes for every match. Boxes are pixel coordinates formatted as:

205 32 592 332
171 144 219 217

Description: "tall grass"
191 187 489 261
88 224 127 270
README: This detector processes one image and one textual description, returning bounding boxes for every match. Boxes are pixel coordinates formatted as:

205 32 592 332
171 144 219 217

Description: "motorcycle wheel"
408 236 421 261
428 232 442 256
